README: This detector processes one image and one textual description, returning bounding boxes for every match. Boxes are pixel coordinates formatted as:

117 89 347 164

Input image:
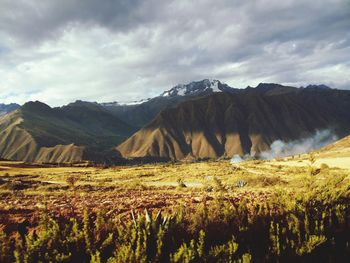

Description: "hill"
117 87 350 160
0 101 136 163
310 135 350 169
316 135 350 159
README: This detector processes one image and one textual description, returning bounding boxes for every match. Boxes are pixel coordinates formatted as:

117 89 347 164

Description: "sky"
0 0 349 106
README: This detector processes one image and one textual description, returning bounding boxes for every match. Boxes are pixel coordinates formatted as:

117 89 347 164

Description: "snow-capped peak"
160 79 225 98
101 98 150 107
100 79 234 107
209 79 220 92
120 98 150 105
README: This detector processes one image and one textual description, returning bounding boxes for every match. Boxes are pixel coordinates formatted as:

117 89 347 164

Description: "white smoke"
259 129 338 160
230 129 338 163
230 154 252 164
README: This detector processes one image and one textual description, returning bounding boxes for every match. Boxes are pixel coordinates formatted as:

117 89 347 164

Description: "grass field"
0 155 349 262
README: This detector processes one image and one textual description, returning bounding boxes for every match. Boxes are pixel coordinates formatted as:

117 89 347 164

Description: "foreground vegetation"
0 158 350 262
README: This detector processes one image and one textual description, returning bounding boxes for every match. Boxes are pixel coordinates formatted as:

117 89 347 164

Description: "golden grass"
1 156 348 199
1 157 350 262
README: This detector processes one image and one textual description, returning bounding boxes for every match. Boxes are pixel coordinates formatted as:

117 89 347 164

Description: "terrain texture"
118 87 350 160
0 135 349 262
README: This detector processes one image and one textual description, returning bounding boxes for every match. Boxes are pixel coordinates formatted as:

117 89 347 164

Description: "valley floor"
0 154 349 262
0 155 349 227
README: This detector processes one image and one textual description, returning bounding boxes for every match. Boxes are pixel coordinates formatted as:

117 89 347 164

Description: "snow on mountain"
210 79 220 92
101 79 234 107
121 98 150 105
161 79 230 98
101 98 151 107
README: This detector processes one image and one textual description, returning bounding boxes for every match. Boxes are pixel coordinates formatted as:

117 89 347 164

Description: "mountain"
304 84 331 90
101 79 237 128
246 83 298 95
0 101 136 163
160 79 236 97
102 80 328 128
0 103 20 116
117 87 350 160
1 80 347 164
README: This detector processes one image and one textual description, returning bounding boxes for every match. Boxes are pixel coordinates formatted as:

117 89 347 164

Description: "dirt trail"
144 181 204 188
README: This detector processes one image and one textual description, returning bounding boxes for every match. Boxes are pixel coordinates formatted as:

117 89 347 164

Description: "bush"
213 177 226 192
1 184 350 262
66 176 78 189
177 178 186 188
236 180 248 188
1 181 30 191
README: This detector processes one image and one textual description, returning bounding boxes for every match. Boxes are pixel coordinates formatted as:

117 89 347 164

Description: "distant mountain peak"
245 83 298 95
0 103 20 116
256 83 285 89
0 102 20 107
160 79 233 97
101 98 151 107
21 101 51 111
66 100 100 108
304 84 331 90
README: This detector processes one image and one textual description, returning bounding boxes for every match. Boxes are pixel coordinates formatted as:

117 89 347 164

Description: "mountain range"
0 101 135 163
0 103 20 117
101 79 236 128
1 80 349 163
117 86 350 160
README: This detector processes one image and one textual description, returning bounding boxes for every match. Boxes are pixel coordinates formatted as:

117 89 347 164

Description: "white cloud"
0 0 349 106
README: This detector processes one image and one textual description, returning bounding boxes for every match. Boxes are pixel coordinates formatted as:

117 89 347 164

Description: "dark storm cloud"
0 0 151 43
0 0 349 105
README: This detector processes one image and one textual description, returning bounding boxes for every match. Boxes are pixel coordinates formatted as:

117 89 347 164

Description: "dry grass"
0 157 350 262
1 157 349 228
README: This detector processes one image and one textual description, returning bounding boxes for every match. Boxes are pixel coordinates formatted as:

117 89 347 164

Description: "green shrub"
177 178 186 188
1 187 349 262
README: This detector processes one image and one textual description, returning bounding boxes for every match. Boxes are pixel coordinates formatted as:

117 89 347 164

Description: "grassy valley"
0 149 349 262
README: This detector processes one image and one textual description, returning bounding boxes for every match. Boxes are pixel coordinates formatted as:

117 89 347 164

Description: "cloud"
0 0 147 44
0 0 349 106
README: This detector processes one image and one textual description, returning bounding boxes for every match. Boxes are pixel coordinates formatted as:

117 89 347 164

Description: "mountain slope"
316 135 350 158
117 88 350 160
102 79 237 128
102 80 316 128
0 101 136 163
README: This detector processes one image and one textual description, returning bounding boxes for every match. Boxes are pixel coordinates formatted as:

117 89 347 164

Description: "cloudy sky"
0 0 349 106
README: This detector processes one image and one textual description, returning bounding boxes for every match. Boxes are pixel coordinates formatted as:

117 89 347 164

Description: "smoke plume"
230 129 337 163
259 129 337 160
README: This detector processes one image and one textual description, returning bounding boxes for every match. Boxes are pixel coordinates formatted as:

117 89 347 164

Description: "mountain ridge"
0 103 20 116
100 80 334 129
117 88 350 160
1 80 348 164
0 101 136 163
